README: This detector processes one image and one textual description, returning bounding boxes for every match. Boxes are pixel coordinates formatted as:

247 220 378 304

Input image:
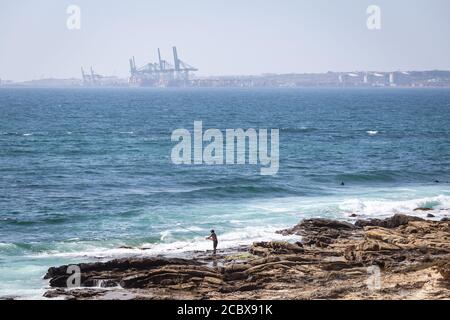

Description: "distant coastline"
2 70 450 88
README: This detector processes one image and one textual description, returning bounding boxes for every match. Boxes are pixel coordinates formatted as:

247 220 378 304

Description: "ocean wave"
17 225 299 260
149 184 295 199
0 132 49 137
0 242 47 255
1 216 70 226
338 194 450 218
0 288 46 301
336 171 400 182
366 130 379 136
184 185 293 197
188 176 263 186
282 127 318 133
0 132 20 136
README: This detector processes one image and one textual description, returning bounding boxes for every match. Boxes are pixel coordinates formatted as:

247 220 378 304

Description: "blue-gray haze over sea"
0 87 449 298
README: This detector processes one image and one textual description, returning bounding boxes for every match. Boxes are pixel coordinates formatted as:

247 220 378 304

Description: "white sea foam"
25 192 448 261
339 194 450 218
0 288 46 300
244 189 450 222
159 230 171 241
367 130 379 136
28 225 300 260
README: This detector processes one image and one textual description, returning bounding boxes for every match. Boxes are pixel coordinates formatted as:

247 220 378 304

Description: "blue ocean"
0 87 449 298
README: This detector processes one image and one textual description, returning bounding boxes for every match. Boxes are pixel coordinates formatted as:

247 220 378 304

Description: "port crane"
129 46 198 86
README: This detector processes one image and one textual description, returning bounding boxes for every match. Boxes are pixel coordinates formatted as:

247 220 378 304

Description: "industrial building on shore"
2 46 450 88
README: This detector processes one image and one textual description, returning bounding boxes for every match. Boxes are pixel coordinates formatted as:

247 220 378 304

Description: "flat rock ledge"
44 214 450 300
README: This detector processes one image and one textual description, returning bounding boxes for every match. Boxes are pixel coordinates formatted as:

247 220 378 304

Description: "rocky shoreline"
43 214 450 300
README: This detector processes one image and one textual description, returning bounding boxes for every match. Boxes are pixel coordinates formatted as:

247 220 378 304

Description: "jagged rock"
414 207 433 211
223 264 251 273
278 218 356 247
355 214 424 229
427 214 435 218
250 241 304 256
44 257 202 288
358 239 402 251
287 218 355 233
118 265 221 288
44 257 200 280
43 215 450 300
43 290 64 299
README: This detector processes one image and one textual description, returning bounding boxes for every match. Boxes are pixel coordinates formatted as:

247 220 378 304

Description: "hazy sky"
1 0 450 81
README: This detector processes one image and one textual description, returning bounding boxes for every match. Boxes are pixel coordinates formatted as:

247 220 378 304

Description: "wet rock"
44 215 450 300
427 214 435 218
278 218 356 247
43 290 65 299
355 214 424 229
44 257 201 286
0 295 19 300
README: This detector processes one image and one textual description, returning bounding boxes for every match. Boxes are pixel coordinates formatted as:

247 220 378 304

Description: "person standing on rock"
206 230 218 254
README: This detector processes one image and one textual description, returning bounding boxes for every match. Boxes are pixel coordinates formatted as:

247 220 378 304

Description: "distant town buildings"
190 71 450 88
